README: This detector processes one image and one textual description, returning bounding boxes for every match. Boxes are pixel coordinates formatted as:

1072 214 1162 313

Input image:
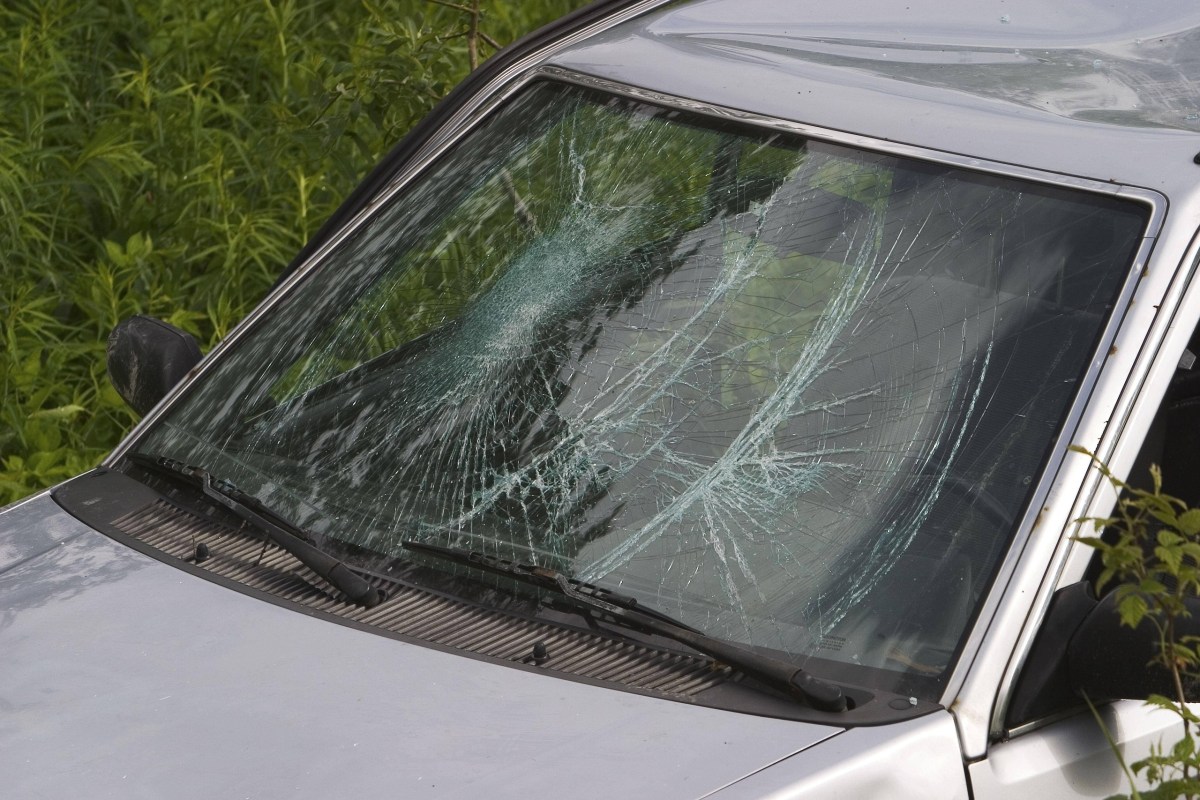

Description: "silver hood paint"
0 494 843 799
0 490 85 574
547 0 1200 195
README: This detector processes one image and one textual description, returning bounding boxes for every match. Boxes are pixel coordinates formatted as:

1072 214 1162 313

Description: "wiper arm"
402 540 847 712
129 454 385 608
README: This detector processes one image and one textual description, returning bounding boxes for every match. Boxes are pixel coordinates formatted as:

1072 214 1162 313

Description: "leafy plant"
1074 445 1200 800
0 0 584 504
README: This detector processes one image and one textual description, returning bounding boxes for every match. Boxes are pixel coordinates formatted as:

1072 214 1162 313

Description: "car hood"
0 494 843 800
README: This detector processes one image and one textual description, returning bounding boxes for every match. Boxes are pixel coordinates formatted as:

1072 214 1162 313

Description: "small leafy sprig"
1072 445 1200 800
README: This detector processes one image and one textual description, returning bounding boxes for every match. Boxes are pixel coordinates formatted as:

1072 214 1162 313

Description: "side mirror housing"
1067 589 1199 703
107 316 203 416
1007 582 1200 729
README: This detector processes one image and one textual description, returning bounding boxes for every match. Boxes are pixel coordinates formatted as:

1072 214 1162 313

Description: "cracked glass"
134 80 1148 696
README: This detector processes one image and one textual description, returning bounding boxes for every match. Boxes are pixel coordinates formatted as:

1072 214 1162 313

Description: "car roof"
547 0 1200 197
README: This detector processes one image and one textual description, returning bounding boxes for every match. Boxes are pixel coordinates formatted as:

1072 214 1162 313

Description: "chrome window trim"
106 57 1167 730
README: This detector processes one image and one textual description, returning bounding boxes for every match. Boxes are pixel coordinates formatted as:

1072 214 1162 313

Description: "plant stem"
468 0 480 71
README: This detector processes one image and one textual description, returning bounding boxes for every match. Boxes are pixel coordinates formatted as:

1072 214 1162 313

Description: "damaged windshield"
134 79 1147 697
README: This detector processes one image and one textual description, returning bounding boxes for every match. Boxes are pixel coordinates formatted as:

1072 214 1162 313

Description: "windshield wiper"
402 540 847 712
129 453 385 608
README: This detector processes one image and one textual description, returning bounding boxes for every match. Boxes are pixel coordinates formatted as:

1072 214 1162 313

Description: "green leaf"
1157 529 1184 548
28 404 86 421
1139 578 1168 596
1178 508 1200 536
1117 593 1150 628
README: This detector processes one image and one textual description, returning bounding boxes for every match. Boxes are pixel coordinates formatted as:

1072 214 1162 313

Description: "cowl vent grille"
112 499 732 698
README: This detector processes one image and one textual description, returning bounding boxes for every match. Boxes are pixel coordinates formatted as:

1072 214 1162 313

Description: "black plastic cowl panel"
52 467 944 725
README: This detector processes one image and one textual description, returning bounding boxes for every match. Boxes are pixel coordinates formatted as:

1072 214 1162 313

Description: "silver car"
5 0 1200 797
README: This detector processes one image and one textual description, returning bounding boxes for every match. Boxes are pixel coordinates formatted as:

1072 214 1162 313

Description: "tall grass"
0 0 583 503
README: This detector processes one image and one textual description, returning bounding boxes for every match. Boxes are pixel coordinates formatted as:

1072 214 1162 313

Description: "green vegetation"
1075 447 1200 800
0 0 583 503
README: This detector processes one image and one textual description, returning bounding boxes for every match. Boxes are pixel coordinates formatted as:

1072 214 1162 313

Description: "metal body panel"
0 489 83 574
706 711 967 799
546 0 1200 195
0 494 842 800
969 702 1179 798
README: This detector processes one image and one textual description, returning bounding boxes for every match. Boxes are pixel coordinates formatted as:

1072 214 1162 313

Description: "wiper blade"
402 540 847 712
130 454 385 608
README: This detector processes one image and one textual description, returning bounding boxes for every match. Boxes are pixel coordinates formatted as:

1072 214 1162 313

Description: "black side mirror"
1068 589 1200 703
1007 581 1200 728
107 316 203 416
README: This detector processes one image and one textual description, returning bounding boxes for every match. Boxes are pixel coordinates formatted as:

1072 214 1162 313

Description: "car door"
969 699 1181 798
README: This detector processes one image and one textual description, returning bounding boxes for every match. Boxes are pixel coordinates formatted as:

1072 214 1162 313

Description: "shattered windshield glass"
135 80 1147 696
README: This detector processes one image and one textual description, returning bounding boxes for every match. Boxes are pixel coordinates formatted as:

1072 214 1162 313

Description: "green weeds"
0 0 581 503
1075 446 1200 799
